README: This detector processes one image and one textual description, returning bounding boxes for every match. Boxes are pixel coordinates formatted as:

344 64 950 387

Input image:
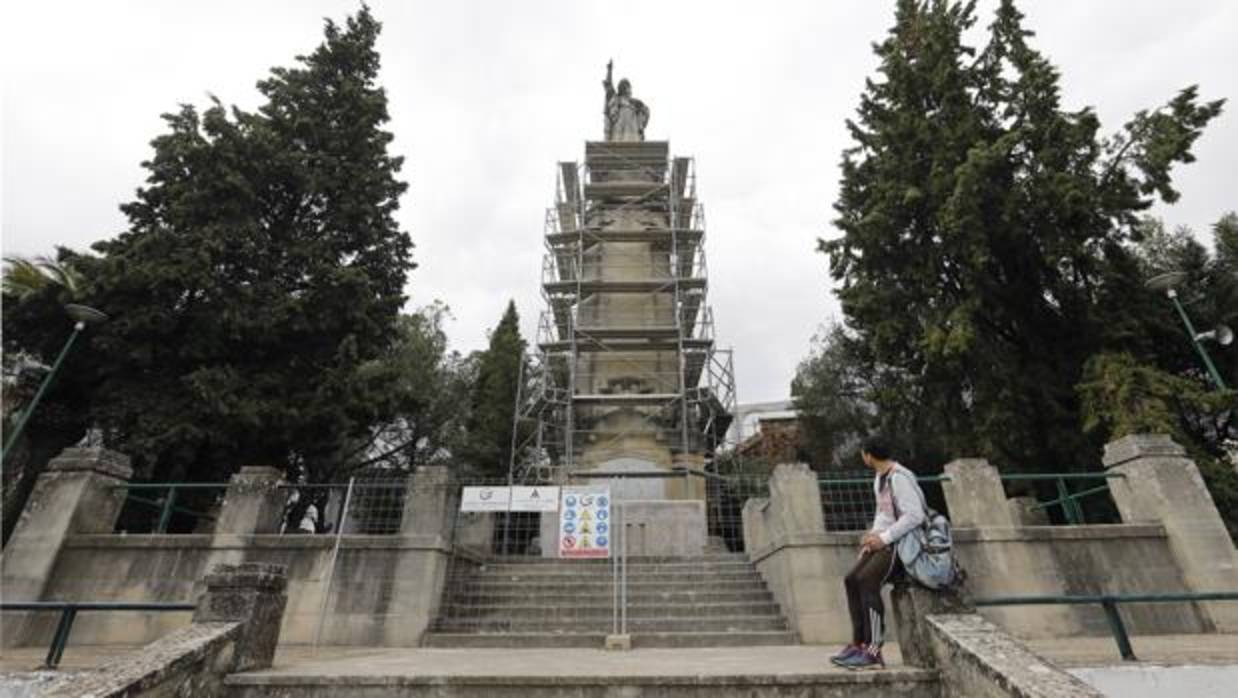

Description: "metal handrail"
973 591 1238 662
996 473 1125 525
816 475 953 485
112 483 229 534
1 601 195 668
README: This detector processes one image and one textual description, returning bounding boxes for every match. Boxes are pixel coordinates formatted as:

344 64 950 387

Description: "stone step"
430 615 789 634
226 646 941 697
451 571 764 584
467 554 750 564
420 630 803 649
465 560 757 574
449 580 770 596
445 589 776 605
436 601 783 621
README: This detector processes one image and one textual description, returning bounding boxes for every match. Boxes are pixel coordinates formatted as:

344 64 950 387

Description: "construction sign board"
510 486 560 512
558 487 611 559
459 486 511 512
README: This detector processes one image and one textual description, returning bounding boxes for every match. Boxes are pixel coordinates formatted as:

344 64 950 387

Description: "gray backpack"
889 471 963 590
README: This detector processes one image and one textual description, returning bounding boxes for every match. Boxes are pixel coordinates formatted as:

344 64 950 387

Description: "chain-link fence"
279 476 409 535
816 471 950 532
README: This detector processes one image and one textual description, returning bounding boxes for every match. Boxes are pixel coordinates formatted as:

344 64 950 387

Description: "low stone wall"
40 563 286 697
30 533 450 647
926 613 1103 697
956 525 1210 638
745 462 1216 644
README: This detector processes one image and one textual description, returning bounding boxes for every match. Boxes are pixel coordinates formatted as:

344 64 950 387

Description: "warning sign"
558 487 610 559
510 486 560 512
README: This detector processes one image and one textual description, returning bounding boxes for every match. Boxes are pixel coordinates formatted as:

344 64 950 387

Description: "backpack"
888 470 964 591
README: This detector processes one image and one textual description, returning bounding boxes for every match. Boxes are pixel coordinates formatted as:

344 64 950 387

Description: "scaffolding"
511 141 737 484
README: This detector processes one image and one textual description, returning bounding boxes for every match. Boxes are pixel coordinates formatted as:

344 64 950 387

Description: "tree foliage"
4 7 415 486
344 302 477 472
459 301 527 479
817 0 1225 477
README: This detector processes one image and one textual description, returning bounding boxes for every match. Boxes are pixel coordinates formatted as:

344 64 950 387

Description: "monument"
513 62 736 554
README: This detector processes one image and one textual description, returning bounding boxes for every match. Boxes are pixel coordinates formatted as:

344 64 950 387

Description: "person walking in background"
831 436 926 670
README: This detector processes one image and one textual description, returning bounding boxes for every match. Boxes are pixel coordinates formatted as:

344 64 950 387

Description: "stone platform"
224 645 938 697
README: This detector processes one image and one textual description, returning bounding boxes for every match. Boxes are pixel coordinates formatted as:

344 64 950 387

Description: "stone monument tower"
513 63 735 551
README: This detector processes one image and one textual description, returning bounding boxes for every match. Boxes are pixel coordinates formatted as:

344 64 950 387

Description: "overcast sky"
3 1 1235 403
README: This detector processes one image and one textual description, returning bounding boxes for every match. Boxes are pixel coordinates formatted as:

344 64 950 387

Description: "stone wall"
2 458 452 649
925 613 1104 697
34 533 450 647
744 440 1228 644
40 563 287 697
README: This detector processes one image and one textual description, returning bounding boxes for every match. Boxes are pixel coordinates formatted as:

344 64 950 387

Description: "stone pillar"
743 463 843 643
1007 496 1050 526
382 465 454 645
215 466 286 536
1 450 131 648
192 562 288 671
207 466 285 569
767 462 827 540
402 465 450 538
1103 434 1238 631
943 458 1016 527
891 583 974 668
1 448 132 615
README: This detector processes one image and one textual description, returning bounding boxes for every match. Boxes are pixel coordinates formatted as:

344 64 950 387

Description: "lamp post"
0 304 108 465
1146 272 1232 391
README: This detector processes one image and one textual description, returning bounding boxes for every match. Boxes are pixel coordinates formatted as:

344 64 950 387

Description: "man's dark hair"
861 436 892 461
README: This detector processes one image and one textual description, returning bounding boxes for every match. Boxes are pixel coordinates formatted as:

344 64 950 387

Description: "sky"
2 0 1235 403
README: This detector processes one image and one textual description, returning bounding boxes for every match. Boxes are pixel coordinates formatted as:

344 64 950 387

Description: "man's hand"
860 532 887 553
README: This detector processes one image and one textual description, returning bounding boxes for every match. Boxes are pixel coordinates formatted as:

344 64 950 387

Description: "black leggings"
844 547 901 646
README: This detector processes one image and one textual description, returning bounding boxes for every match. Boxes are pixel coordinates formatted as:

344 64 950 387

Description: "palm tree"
2 255 83 299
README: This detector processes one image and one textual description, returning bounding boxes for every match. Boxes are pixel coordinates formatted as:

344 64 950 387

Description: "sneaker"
829 643 862 665
839 646 885 670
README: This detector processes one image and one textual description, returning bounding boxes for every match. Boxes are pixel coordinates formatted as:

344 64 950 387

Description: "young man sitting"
831 436 926 670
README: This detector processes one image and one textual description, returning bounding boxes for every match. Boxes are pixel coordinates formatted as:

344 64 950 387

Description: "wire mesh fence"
423 471 794 643
279 474 410 535
816 471 950 532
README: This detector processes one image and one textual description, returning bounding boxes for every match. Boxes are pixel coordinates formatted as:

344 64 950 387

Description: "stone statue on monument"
602 60 649 142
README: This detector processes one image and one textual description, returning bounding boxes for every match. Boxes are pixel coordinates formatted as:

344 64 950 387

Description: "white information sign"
510 486 560 512
460 486 510 512
558 487 611 559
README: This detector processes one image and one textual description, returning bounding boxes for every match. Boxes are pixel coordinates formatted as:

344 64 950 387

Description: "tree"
791 323 873 469
821 0 1223 475
78 6 413 484
460 301 527 479
341 302 477 471
1079 214 1238 537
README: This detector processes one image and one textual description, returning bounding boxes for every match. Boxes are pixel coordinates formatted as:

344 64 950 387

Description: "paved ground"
1027 634 1238 667
258 645 910 678
3 634 1235 678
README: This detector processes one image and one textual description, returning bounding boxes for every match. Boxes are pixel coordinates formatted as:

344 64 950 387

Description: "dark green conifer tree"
820 0 1223 472
83 6 414 483
461 301 528 479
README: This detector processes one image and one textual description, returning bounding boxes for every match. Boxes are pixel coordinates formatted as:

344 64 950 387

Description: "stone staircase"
424 553 798 648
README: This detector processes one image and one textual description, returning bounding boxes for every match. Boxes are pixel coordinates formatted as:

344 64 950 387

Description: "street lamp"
1146 272 1232 390
0 303 108 464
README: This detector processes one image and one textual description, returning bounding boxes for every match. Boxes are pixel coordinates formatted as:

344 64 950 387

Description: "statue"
602 60 649 142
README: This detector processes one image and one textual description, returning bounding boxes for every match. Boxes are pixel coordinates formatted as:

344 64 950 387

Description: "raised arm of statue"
603 59 615 100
